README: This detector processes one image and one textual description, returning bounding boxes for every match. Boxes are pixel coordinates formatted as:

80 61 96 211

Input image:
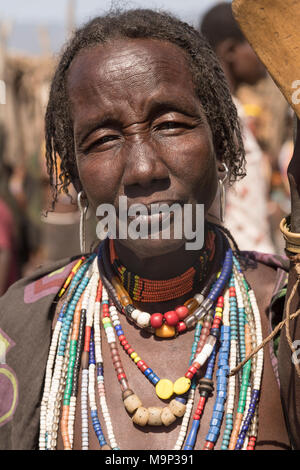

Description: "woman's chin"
115 237 187 259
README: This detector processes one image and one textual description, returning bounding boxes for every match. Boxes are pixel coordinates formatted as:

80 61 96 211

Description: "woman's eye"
86 134 119 152
97 135 118 145
159 122 181 129
156 121 191 131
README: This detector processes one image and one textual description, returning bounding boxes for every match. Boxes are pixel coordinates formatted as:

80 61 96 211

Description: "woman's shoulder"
0 255 82 326
241 250 288 338
241 248 287 280
241 250 288 301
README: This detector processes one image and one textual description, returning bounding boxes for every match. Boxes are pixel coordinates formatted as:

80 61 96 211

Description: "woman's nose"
122 140 169 190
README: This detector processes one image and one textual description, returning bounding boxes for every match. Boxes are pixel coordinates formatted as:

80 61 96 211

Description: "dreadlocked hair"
45 8 245 207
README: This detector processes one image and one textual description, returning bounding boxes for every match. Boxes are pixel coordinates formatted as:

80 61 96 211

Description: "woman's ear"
216 159 226 176
217 160 229 184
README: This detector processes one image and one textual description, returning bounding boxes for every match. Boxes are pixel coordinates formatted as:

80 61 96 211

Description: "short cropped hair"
45 9 245 205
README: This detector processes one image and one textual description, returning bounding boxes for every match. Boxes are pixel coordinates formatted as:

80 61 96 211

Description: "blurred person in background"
0 123 30 295
201 2 275 253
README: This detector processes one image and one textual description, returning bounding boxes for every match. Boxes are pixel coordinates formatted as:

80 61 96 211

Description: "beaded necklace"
39 227 263 450
109 229 215 303
98 228 226 337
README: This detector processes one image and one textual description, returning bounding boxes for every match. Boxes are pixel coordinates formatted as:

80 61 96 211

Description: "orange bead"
184 298 199 313
155 324 176 338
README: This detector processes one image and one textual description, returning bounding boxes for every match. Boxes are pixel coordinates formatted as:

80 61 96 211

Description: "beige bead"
123 394 142 414
132 407 149 427
168 399 186 417
122 389 134 400
136 311 151 328
161 406 177 426
147 407 163 426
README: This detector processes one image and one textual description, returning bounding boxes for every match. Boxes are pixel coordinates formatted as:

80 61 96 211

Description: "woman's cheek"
175 137 216 186
77 154 120 208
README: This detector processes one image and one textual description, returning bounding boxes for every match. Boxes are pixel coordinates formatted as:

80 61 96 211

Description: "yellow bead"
131 352 138 359
134 356 141 363
215 307 223 313
102 317 110 324
155 379 174 400
173 377 191 395
155 324 176 338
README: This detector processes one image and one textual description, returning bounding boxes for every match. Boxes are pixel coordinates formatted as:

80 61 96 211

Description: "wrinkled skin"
68 39 218 276
58 38 292 450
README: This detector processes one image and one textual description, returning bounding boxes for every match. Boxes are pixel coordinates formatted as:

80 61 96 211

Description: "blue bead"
175 397 186 404
213 403 224 413
183 420 200 450
147 372 155 381
217 376 227 385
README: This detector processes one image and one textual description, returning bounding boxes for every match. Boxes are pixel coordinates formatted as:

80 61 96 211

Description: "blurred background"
0 0 295 295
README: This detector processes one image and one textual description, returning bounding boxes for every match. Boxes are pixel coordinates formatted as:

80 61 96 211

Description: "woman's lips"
122 201 185 237
126 200 184 224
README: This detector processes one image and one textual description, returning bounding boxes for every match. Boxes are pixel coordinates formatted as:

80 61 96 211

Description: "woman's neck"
114 240 204 281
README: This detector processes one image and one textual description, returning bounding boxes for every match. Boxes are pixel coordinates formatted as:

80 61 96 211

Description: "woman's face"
67 38 218 258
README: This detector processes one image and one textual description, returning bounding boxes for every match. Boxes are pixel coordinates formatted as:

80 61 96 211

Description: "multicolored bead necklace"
39 226 264 450
109 229 215 303
98 230 226 338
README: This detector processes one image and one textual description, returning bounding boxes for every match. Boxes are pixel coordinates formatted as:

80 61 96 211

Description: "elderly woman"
0 9 300 451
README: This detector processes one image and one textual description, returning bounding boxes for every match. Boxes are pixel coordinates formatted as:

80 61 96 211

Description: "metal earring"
218 163 229 223
78 191 89 253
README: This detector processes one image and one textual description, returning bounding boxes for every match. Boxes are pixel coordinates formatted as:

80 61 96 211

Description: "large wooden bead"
161 407 176 426
122 389 134 400
155 324 176 338
132 407 149 427
169 399 186 417
123 393 142 414
147 407 163 426
155 379 174 400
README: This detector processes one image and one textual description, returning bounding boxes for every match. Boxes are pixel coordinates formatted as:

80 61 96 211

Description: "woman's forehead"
67 38 194 98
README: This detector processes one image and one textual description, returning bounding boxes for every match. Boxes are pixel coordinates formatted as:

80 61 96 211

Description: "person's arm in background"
0 200 16 296
278 117 300 449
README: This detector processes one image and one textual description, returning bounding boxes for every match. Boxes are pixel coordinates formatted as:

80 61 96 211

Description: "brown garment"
0 256 79 449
